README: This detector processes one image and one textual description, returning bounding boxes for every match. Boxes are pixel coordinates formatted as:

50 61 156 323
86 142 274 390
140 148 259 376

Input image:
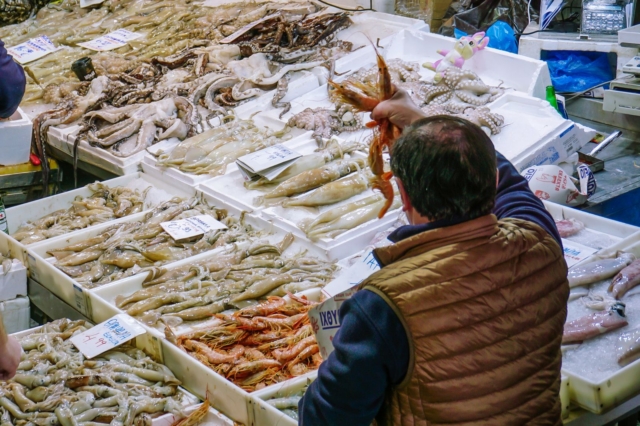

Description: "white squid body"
568 252 636 288
617 327 640 366
283 172 370 208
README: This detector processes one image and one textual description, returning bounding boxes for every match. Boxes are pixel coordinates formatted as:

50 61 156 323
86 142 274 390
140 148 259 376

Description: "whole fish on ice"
609 259 640 299
568 253 636 288
562 302 628 344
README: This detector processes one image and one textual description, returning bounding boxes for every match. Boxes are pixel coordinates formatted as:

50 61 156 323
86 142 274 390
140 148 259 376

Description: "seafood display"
48 197 264 287
154 119 292 176
617 327 640 366
264 382 310 421
1 319 196 426
556 218 585 238
562 302 628 344
610 259 640 299
12 182 148 245
114 234 337 327
568 252 636 288
169 295 322 391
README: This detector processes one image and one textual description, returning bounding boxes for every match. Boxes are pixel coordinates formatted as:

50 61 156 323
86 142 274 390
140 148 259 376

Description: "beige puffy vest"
360 215 569 426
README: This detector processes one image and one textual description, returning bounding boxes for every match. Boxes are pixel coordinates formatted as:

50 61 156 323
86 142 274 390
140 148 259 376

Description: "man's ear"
396 178 412 213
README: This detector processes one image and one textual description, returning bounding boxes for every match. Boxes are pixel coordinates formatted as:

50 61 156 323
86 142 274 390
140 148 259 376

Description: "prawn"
328 44 399 218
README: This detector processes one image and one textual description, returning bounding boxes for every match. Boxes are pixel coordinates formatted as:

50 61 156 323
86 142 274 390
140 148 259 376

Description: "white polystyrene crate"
0 108 32 166
386 29 551 99
48 124 167 176
11 323 205 422
0 296 29 334
543 200 640 256
561 236 640 414
0 259 27 302
140 117 311 192
250 373 317 426
5 172 193 261
561 374 570 420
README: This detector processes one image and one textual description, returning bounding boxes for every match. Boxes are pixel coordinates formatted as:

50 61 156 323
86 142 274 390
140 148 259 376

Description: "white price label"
78 30 143 52
70 314 146 358
236 144 301 181
562 239 598 268
321 251 380 298
160 214 227 242
7 36 60 64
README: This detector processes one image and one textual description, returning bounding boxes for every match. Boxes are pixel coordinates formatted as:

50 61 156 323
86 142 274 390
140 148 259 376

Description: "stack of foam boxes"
0 257 29 333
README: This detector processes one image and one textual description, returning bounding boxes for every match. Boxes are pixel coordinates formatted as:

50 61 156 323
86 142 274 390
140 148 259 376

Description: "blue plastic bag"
543 51 613 93
454 21 517 54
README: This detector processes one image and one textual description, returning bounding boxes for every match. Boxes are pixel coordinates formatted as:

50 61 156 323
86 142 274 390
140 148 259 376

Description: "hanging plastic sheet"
439 0 536 38
543 50 614 93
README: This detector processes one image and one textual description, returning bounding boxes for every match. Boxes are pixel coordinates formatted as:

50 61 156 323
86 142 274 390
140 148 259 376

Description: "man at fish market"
0 38 26 121
298 90 569 425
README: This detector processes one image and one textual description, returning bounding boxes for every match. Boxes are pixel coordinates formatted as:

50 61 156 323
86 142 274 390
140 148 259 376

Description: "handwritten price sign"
70 314 146 358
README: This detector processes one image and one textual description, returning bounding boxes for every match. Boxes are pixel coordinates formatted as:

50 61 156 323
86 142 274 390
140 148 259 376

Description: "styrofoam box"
118 289 323 425
4 172 193 265
543 200 640 257
561 235 640 414
0 259 27 302
1 296 29 334
141 121 313 195
25 190 326 320
0 108 32 166
250 372 317 426
9 324 227 424
561 374 570 420
89 233 333 337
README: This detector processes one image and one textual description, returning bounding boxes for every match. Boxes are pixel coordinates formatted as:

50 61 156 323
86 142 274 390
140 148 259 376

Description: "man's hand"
371 90 426 130
0 335 21 380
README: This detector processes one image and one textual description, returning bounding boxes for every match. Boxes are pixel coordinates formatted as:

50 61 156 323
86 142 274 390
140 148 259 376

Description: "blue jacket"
298 152 562 425
0 40 26 118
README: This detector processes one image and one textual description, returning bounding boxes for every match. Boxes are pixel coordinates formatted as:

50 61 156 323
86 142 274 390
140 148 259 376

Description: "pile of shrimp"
171 294 321 392
0 319 197 426
329 46 400 219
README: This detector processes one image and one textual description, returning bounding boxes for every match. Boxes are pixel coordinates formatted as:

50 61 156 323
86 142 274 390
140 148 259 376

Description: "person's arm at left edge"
0 39 26 120
298 290 410 425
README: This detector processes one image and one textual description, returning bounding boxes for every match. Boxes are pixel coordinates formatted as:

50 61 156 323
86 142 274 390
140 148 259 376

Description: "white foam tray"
0 108 32 166
4 172 193 265
10 324 231 424
0 232 28 301
249 372 316 426
1 296 30 334
561 235 640 414
543 201 640 257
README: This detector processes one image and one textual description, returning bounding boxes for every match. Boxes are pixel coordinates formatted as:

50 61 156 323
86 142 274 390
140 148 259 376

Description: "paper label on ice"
236 144 301 181
78 30 143 51
71 314 146 358
561 239 598 268
160 214 227 241
7 36 60 64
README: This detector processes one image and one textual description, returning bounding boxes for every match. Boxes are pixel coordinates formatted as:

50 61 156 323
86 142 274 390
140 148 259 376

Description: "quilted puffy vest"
361 215 569 426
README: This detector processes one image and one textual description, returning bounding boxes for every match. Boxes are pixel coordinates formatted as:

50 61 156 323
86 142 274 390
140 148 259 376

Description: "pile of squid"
114 233 336 328
12 182 148 245
48 197 263 288
154 119 292 176
168 294 322 392
0 319 195 426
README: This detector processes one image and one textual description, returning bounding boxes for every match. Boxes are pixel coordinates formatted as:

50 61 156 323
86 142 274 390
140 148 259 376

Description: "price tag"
236 144 301 182
70 314 146 358
562 239 598 268
78 30 143 52
321 251 380 298
7 36 60 64
160 214 227 242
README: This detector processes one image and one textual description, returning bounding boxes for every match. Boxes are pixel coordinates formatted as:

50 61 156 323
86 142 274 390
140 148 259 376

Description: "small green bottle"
0 194 7 234
546 85 560 113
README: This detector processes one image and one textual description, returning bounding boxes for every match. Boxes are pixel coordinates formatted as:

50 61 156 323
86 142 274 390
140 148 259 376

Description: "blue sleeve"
494 152 562 247
0 40 26 119
299 290 409 426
